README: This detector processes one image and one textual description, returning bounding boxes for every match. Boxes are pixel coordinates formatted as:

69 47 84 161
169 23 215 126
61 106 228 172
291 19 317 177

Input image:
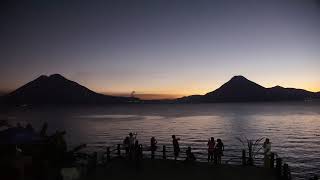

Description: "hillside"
178 76 316 103
3 74 138 105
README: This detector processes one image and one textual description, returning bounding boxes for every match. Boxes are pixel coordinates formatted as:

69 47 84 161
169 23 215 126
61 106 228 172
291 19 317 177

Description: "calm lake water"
1 103 320 179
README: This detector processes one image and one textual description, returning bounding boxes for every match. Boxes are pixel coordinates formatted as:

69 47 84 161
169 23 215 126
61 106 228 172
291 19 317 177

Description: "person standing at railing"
172 135 180 160
207 137 215 162
150 137 157 152
134 140 142 160
129 132 136 147
123 136 130 157
215 139 224 165
263 138 271 168
128 132 137 160
134 140 143 170
39 122 48 137
185 147 196 162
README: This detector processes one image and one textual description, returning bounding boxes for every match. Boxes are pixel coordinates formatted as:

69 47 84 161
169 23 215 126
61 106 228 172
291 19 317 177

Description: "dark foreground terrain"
82 159 279 180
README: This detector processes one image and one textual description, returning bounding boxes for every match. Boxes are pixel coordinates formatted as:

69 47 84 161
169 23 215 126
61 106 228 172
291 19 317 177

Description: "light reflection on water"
1 103 320 179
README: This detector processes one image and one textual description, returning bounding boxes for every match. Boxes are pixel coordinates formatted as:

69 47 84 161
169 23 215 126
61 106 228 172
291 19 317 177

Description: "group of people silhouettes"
123 133 225 163
207 137 224 164
171 135 196 162
171 135 224 164
123 132 142 160
122 133 278 167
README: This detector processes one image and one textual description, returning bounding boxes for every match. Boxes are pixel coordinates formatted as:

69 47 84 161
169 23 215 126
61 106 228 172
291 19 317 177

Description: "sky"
1 0 320 99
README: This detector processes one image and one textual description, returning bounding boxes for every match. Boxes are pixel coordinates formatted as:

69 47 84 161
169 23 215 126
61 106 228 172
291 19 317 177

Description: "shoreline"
80 158 279 180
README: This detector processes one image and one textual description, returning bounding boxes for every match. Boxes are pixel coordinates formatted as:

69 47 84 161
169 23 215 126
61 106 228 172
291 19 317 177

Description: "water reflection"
1 103 319 179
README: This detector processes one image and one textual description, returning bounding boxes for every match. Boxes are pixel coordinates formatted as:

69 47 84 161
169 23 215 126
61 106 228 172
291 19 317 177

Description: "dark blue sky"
1 0 319 98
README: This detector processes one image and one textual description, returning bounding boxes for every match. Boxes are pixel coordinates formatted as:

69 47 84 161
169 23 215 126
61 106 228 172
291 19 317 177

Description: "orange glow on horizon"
98 82 320 100
1 76 319 100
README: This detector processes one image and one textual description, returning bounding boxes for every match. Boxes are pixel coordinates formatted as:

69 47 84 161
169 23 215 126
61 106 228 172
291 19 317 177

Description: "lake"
1 102 319 179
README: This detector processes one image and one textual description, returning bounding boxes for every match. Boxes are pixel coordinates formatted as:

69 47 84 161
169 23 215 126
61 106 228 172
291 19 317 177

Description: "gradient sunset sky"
1 0 320 99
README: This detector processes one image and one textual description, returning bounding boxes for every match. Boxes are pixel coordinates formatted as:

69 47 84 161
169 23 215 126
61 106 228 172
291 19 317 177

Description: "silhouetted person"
172 135 180 160
133 140 143 170
16 122 23 129
0 119 9 127
129 132 136 146
123 136 130 157
185 147 196 162
263 138 271 167
134 140 143 161
150 137 157 152
25 123 34 132
207 137 215 162
215 139 224 165
40 122 48 137
128 132 136 159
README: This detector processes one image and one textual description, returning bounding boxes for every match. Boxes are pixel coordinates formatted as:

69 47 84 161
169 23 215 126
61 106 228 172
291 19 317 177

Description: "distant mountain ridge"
204 76 267 102
179 76 318 103
0 74 318 105
3 74 137 105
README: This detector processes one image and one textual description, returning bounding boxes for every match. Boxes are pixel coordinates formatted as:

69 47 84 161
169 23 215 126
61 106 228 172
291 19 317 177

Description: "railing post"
162 145 166 160
283 163 290 180
117 144 121 156
248 147 253 165
270 153 275 168
242 149 246 165
276 158 282 176
93 152 98 167
151 148 155 160
140 145 143 159
106 147 111 162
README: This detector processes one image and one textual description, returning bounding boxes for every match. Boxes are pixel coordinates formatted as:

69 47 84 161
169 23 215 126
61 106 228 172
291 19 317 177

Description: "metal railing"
75 143 292 180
